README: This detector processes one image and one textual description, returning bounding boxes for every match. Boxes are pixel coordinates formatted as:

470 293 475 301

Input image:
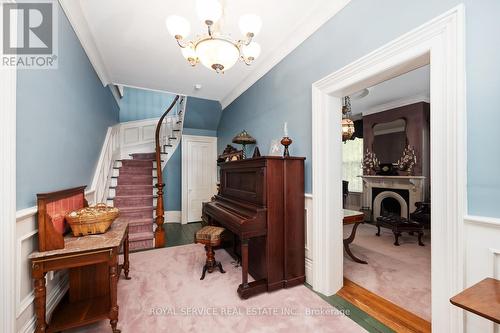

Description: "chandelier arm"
237 34 253 47
176 38 190 48
240 56 253 66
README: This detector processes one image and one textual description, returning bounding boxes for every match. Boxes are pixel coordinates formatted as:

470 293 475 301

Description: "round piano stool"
195 226 226 280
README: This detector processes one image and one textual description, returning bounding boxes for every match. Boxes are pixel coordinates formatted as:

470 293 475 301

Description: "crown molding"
58 0 111 86
220 0 351 109
361 93 430 116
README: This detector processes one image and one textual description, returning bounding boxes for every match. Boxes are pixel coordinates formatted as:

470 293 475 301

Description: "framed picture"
269 139 283 156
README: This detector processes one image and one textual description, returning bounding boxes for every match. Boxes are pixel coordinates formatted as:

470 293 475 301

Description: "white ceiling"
350 65 430 116
61 0 350 107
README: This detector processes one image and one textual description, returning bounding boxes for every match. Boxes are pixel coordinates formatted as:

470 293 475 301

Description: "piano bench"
195 226 226 280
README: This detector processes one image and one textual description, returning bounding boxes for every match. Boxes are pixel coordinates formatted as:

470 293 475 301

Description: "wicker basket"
65 203 120 236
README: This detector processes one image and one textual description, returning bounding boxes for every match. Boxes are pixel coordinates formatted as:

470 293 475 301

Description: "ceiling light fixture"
166 0 262 74
342 96 355 142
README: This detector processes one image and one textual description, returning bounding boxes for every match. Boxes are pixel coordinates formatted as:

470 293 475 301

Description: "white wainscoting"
463 215 500 333
120 118 157 159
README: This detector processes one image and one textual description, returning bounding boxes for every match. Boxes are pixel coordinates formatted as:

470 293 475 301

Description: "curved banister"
154 95 180 247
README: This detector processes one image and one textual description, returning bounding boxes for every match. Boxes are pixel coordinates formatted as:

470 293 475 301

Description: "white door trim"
311 5 466 333
0 3 17 329
181 135 218 225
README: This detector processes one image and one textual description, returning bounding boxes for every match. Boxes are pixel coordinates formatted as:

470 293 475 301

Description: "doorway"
341 65 431 331
181 135 218 224
310 6 466 333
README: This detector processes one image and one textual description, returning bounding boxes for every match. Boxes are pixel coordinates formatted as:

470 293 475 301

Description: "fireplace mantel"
359 175 426 220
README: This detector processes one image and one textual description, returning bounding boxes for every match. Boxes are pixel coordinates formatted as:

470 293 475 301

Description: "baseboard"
19 274 68 333
305 258 313 285
165 210 181 223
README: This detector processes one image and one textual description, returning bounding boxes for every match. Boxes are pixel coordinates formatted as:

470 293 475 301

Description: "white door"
182 135 217 224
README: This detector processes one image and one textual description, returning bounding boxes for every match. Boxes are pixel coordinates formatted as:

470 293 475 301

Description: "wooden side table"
450 277 500 324
29 220 130 333
343 209 368 264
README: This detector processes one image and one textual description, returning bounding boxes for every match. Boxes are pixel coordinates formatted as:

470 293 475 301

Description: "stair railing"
154 95 180 247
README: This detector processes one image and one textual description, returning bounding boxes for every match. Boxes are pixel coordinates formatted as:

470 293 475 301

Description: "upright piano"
202 156 305 299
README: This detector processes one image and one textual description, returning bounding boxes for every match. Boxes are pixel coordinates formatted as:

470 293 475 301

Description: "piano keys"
202 156 305 299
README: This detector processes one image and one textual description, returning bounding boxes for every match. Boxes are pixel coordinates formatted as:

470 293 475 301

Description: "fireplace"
372 187 409 219
381 197 401 216
360 175 425 221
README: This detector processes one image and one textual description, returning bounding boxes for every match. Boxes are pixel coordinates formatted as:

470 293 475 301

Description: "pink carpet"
70 244 365 333
343 223 431 321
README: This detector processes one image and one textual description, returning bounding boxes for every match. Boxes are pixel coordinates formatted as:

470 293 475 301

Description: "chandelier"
166 0 262 73
342 96 355 141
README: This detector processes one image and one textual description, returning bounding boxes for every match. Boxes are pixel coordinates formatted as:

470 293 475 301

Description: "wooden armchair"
410 201 431 229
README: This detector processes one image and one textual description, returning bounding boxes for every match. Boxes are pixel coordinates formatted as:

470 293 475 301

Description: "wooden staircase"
105 96 184 250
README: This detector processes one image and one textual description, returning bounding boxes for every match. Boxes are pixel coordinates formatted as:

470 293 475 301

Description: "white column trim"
311 5 466 333
0 1 17 329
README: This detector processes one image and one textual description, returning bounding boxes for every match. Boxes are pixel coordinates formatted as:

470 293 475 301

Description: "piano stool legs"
200 244 225 280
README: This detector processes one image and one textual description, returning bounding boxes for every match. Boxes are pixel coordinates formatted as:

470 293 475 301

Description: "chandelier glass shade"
165 0 262 73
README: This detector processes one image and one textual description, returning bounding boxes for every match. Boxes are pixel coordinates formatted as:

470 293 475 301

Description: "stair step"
118 160 155 167
129 231 154 241
117 168 155 176
111 185 155 196
119 206 154 219
130 153 156 160
114 166 157 170
116 175 155 185
113 195 154 207
126 218 154 226
112 175 157 179
129 238 154 251
127 218 154 233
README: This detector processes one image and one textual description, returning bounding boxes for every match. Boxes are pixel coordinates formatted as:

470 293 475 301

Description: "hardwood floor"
337 278 431 333
165 222 202 247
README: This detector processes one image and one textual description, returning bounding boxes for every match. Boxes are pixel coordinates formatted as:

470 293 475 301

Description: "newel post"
154 95 180 248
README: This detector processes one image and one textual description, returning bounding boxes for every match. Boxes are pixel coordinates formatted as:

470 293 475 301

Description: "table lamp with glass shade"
232 130 256 159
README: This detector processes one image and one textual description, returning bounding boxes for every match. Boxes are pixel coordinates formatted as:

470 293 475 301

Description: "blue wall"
119 87 176 122
183 97 222 132
217 0 500 217
16 4 119 210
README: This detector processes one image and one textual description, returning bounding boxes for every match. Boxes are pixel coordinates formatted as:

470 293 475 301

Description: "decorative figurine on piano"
218 144 243 163
281 122 293 157
232 130 256 159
